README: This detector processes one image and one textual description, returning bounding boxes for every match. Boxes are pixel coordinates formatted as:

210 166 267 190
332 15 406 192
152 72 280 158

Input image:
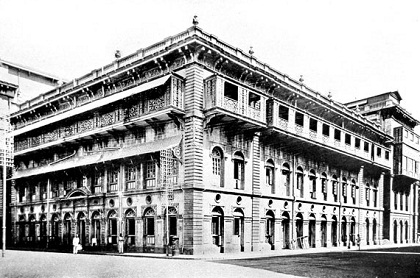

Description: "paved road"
220 247 420 278
0 250 301 278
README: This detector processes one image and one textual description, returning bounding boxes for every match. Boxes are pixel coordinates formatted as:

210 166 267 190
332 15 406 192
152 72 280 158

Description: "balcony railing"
14 76 184 153
204 76 266 125
267 101 391 168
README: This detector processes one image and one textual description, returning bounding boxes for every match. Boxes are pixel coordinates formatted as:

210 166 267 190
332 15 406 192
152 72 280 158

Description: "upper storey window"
224 82 238 101
295 112 304 127
211 147 224 187
334 129 341 141
146 159 157 188
309 118 317 132
309 169 317 199
332 175 338 202
296 166 304 198
364 142 369 153
265 159 275 194
345 134 351 145
322 124 330 137
355 138 361 149
248 92 261 109
279 105 289 121
321 172 328 201
282 163 291 196
233 151 245 190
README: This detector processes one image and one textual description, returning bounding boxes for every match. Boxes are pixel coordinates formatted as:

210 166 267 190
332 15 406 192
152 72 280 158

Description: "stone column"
315 221 321 248
275 218 282 249
326 221 331 247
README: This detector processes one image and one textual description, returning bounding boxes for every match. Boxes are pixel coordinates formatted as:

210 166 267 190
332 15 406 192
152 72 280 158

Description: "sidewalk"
97 243 420 260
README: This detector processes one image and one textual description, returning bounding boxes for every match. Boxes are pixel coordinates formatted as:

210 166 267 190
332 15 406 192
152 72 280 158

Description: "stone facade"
7 24 417 255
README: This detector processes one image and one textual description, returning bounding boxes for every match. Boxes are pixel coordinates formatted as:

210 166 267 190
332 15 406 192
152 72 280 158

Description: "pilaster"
251 133 261 251
183 64 205 254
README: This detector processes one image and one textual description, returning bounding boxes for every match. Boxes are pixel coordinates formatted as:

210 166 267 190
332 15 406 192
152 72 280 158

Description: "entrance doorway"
321 215 327 247
282 212 290 249
331 216 338 247
233 208 244 252
350 217 356 246
77 212 86 246
366 219 370 245
309 214 316 248
211 206 224 253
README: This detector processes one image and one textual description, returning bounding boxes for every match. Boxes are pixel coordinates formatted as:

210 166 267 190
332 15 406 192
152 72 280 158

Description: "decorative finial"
299 75 304 83
249 46 254 56
328 92 332 99
193 15 199 26
115 50 121 59
355 105 360 112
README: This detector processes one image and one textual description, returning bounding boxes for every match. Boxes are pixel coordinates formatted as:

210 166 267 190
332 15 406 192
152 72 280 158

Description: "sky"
1 0 420 123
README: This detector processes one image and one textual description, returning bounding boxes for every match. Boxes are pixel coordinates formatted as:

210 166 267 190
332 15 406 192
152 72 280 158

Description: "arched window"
296 166 304 198
63 213 72 245
321 172 328 201
373 182 378 207
29 215 36 243
108 210 118 244
265 159 275 194
212 207 224 247
233 152 245 190
265 210 275 248
332 175 338 202
51 214 59 246
342 177 348 204
211 147 224 187
366 183 370 207
143 208 155 246
400 193 403 211
40 215 47 244
282 163 291 196
125 209 136 246
167 207 178 237
91 212 101 246
351 179 357 205
309 169 316 199
77 212 86 246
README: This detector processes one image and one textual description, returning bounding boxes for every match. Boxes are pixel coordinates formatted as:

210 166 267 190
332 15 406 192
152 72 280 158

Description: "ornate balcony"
14 75 184 154
204 75 266 128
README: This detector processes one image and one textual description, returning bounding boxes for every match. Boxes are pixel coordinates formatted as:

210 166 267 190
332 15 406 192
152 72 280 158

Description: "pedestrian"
73 234 80 254
118 233 124 254
356 234 361 251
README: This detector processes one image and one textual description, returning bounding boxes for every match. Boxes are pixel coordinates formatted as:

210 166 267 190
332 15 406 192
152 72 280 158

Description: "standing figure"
73 234 80 254
118 233 124 254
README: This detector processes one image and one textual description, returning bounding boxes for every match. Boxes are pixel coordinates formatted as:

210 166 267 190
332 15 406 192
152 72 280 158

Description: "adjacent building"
7 23 417 255
346 92 420 244
0 59 60 247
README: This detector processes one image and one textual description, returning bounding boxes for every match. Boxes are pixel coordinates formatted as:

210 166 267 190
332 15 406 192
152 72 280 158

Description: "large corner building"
8 24 419 255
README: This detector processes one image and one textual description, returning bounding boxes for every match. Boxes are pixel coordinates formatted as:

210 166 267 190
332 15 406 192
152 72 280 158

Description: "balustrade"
14 77 184 153
268 101 390 168
205 76 266 124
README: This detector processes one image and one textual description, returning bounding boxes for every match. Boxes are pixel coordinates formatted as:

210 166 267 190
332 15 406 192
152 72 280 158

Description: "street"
0 250 299 278
220 246 420 278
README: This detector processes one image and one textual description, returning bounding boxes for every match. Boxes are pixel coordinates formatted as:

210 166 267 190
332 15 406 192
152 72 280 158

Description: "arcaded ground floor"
9 191 417 255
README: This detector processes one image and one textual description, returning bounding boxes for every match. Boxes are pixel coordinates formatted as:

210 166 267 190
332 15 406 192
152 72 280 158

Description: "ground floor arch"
282 212 290 249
